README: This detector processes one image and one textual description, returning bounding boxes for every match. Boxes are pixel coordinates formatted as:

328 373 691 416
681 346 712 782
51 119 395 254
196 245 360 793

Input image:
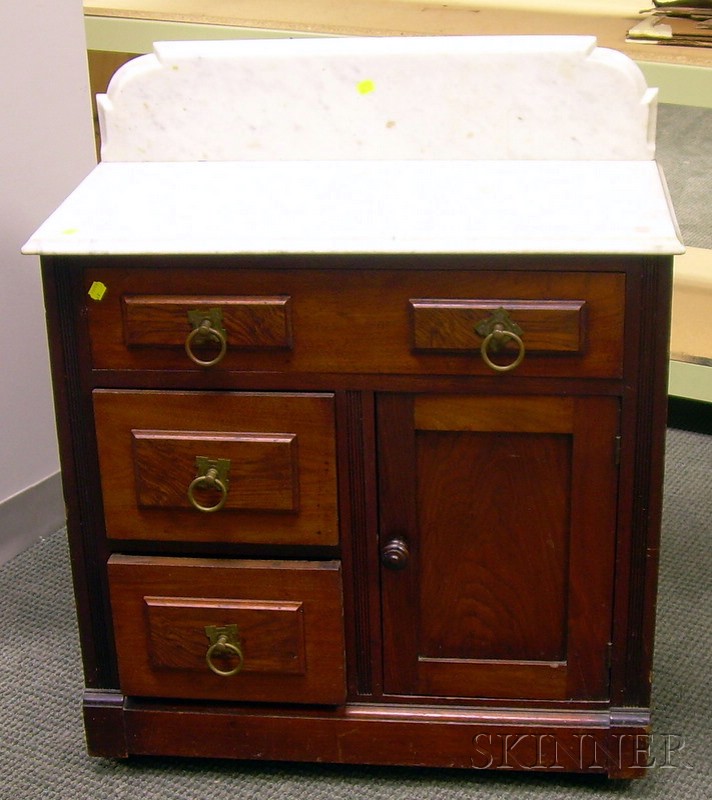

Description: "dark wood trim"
376 394 420 696
69 252 643 274
611 256 673 707
41 258 118 689
88 370 625 396
83 690 128 758
105 539 340 560
336 391 381 698
627 257 673 707
113 698 649 776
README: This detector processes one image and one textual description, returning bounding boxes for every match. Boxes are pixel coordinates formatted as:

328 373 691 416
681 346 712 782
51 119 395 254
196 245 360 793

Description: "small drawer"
93 390 338 545
410 299 586 355
85 266 624 378
123 294 292 364
108 555 346 704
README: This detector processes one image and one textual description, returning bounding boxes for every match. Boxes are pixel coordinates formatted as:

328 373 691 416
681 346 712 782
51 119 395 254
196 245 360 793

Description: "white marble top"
25 37 682 258
97 36 657 162
23 160 683 256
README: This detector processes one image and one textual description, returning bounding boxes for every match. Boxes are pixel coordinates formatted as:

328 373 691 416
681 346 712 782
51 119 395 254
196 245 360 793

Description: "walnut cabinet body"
41 253 671 778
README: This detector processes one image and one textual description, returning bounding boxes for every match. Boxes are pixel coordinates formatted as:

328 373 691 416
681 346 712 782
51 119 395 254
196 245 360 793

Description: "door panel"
378 394 618 701
417 430 570 664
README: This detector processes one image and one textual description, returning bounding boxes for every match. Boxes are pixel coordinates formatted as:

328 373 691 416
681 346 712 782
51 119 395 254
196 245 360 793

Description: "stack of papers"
628 1 712 48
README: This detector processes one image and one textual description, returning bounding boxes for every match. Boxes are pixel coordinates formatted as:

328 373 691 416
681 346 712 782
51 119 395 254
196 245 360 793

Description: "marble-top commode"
25 35 685 777
23 159 682 256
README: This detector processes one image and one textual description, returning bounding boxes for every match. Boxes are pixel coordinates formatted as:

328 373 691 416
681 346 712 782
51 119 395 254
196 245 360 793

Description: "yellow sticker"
88 281 107 301
357 79 375 95
62 228 79 236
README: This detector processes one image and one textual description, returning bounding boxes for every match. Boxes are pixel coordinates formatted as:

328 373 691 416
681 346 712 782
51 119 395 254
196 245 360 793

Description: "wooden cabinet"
26 34 683 780
36 251 674 777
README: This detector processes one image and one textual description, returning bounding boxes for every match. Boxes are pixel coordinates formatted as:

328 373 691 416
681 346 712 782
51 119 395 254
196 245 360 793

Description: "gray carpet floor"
0 427 709 798
656 104 712 251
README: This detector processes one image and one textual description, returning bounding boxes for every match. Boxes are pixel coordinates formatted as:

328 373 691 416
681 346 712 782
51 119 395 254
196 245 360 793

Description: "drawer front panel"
122 294 292 350
108 556 346 704
85 267 625 378
410 299 585 354
93 390 338 545
132 430 299 513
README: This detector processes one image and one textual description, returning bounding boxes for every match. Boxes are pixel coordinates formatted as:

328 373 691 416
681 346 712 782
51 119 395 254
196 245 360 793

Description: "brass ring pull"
188 467 228 513
481 328 526 373
185 319 227 367
206 634 244 677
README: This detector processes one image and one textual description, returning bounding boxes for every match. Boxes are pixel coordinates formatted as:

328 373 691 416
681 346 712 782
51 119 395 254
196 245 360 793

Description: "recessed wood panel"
417 430 570 664
145 597 306 675
93 390 338 545
109 556 346 704
410 298 585 353
122 295 292 349
133 430 298 512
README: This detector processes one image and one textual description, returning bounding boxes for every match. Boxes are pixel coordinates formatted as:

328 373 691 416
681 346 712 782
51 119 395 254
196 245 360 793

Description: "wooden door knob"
381 538 410 570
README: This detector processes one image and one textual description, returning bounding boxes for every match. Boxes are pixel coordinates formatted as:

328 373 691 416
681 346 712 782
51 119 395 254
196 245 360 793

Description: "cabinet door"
378 394 619 701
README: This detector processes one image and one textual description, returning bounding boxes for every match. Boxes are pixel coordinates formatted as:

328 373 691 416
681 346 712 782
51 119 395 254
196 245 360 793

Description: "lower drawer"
108 555 346 704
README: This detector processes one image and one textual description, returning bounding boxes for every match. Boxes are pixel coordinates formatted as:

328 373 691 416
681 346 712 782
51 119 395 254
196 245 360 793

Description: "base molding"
84 690 128 758
0 472 64 565
83 692 651 778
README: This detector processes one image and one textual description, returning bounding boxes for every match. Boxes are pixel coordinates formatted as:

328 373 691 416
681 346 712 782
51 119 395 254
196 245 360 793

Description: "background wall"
0 0 96 562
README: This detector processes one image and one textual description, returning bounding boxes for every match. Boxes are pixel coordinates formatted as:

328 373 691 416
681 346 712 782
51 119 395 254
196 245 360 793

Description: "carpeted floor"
656 104 712 251
0 428 709 799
